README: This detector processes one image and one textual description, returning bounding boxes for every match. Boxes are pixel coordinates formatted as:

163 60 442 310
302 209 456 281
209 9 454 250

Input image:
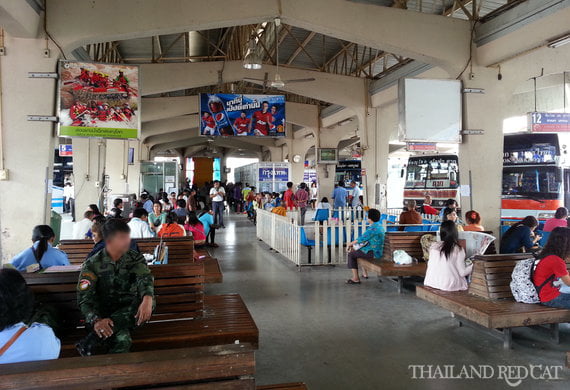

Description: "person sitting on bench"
424 220 473 291
0 268 60 364
85 216 138 260
11 225 70 272
185 212 207 246
500 216 540 254
345 208 385 285
76 219 154 356
533 227 570 309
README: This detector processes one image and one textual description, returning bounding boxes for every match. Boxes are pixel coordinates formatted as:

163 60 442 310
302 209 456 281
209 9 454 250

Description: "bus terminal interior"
1 1 570 389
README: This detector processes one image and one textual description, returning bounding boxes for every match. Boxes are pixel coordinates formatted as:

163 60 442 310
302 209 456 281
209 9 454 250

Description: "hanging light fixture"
243 39 262 70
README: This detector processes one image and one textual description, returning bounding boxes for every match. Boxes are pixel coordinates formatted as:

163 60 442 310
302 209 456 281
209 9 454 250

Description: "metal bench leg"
397 277 403 294
550 323 560 344
503 328 512 350
307 247 312 264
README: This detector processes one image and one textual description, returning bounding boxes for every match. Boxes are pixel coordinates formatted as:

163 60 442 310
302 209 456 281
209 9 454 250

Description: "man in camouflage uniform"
76 219 154 355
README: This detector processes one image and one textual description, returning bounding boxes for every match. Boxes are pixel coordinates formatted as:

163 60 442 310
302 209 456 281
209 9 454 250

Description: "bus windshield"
405 156 459 189
502 166 562 200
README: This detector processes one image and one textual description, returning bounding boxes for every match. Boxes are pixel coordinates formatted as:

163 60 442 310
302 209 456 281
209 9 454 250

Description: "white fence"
256 208 371 269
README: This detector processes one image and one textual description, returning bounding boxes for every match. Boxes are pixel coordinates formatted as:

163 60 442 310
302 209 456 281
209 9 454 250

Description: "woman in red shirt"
533 227 570 308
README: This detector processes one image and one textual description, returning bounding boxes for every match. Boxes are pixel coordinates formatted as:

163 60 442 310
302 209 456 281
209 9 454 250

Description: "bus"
501 133 570 221
403 154 460 210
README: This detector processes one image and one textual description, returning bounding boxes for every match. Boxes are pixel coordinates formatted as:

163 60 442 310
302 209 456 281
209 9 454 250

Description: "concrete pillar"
458 67 511 236
0 36 58 262
72 138 107 216
105 139 131 199
126 140 142 196
359 107 390 209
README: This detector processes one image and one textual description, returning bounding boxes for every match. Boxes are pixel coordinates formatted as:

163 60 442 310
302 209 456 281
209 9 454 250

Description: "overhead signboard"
58 144 73 157
259 166 289 182
199 93 286 137
406 142 437 152
58 61 140 139
399 78 462 143
528 112 570 133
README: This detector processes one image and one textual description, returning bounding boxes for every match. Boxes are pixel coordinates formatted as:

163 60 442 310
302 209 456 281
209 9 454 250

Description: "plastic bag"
393 250 413 265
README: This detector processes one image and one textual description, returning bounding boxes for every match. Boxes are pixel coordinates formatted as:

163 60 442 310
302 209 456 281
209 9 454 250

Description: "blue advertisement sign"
528 112 570 133
259 167 289 182
200 93 286 137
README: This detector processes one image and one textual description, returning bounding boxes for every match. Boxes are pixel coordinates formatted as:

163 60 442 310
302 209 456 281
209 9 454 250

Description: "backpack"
510 257 555 304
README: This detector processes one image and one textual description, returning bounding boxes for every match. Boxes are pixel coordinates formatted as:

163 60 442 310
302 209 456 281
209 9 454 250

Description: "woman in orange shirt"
157 212 186 238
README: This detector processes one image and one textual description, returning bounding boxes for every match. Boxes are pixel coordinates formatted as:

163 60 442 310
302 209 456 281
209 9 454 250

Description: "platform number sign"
528 112 570 133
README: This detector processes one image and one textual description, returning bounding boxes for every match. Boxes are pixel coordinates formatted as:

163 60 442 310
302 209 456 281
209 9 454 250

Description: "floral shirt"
356 221 386 258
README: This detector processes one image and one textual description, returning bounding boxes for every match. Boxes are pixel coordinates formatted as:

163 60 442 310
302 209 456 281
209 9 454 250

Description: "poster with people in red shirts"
199 93 286 137
58 61 140 139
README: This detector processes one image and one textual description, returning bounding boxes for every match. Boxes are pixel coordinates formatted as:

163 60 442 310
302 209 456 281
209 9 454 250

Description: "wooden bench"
416 254 570 349
257 383 308 390
358 231 497 293
59 238 222 283
0 344 257 390
23 264 257 357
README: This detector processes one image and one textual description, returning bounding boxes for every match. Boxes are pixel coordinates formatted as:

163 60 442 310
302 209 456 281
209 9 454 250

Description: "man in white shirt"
128 208 154 238
209 181 226 228
350 181 362 208
73 210 94 239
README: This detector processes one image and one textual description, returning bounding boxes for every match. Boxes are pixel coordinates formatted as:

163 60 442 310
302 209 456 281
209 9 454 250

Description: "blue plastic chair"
300 227 316 264
539 231 551 247
500 225 511 236
313 209 330 222
388 215 397 223
428 224 440 232
387 226 399 232
404 226 424 232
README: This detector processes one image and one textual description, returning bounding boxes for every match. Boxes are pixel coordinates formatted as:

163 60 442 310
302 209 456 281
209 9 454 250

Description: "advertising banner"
58 61 140 139
528 112 570 132
199 93 285 137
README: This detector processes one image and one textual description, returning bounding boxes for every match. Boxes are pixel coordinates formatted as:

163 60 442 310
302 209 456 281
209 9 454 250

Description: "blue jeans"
543 293 570 309
212 201 224 226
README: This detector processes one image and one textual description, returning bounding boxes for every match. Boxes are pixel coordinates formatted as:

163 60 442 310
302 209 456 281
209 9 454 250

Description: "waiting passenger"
11 225 70 272
108 198 123 219
316 197 332 211
533 227 570 309
73 210 94 239
442 207 463 232
149 201 166 231
88 204 102 218
463 210 484 232
345 209 385 285
0 268 61 364
173 199 188 220
543 207 568 232
424 221 473 291
439 198 458 220
420 195 438 215
128 208 154 239
185 212 206 244
76 219 154 355
199 206 217 247
398 200 422 231
500 216 541 254
157 212 186 238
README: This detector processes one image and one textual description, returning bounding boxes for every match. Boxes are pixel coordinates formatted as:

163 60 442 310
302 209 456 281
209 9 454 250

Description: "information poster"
58 61 140 139
199 93 285 137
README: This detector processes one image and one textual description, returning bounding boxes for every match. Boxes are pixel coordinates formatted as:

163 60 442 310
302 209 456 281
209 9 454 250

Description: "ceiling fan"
243 18 315 88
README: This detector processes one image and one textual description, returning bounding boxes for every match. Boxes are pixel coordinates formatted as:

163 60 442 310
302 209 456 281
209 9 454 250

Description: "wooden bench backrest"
23 263 205 330
59 237 194 265
468 253 570 300
0 344 256 390
381 232 435 261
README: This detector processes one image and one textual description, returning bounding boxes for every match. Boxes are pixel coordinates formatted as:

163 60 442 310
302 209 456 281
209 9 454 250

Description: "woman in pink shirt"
184 212 206 245
424 221 473 291
543 207 568 232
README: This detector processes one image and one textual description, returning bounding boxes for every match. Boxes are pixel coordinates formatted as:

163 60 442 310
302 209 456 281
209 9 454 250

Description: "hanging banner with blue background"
528 112 570 132
199 93 286 137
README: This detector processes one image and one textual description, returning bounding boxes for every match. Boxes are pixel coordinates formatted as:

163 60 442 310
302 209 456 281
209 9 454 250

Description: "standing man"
63 182 73 214
331 181 348 209
210 180 226 228
76 219 154 355
295 183 309 225
283 182 296 210
349 181 362 208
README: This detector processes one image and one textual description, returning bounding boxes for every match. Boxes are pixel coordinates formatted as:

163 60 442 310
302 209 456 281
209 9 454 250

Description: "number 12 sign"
528 112 570 133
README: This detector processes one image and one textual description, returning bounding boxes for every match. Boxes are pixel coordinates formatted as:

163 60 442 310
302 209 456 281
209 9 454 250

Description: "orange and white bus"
502 133 570 221
403 154 460 210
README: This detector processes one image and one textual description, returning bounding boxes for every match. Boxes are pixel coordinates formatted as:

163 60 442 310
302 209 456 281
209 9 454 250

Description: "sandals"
361 275 369 279
346 279 361 285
